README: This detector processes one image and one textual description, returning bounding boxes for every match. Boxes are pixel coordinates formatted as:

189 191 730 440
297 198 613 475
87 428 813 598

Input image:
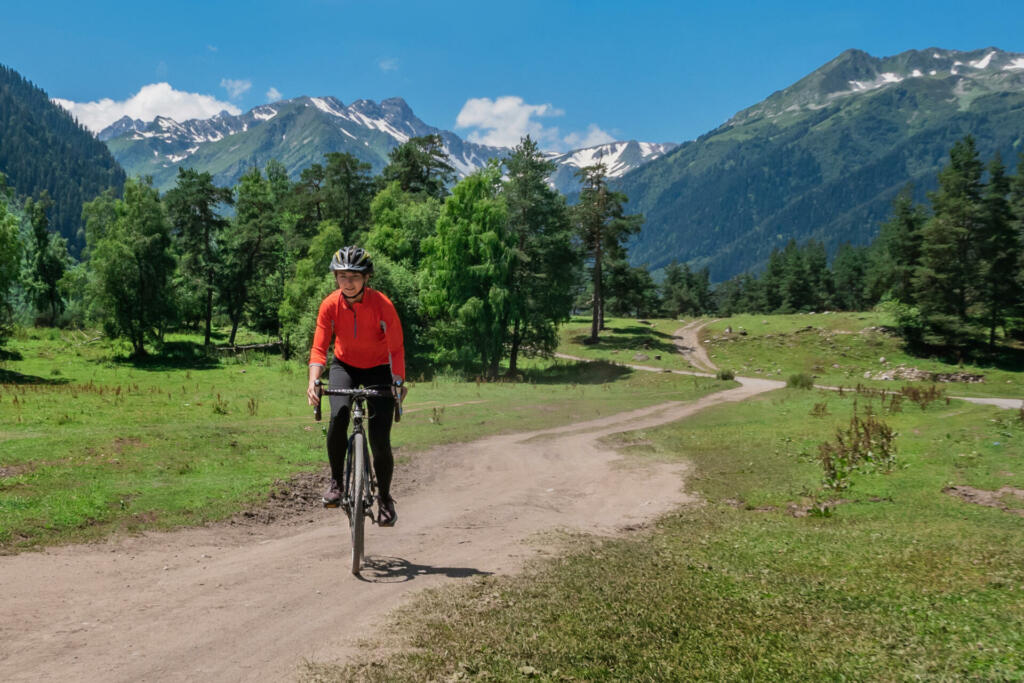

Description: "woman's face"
335 270 368 299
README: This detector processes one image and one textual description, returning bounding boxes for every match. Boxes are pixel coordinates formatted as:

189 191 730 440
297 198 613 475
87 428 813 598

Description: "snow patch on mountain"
310 97 346 118
970 51 996 69
101 96 675 192
1005 58 1024 71
545 141 677 178
252 106 277 121
850 72 905 92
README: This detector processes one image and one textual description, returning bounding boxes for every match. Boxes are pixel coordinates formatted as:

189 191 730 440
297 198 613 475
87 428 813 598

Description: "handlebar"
313 379 404 423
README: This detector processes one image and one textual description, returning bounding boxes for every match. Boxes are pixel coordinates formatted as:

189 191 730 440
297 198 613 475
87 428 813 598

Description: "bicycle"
313 379 403 575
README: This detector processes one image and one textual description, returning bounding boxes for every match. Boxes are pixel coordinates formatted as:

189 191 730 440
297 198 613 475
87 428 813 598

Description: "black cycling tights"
326 358 395 501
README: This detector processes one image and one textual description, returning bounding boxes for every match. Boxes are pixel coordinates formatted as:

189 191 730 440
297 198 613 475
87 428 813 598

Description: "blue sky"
4 0 1024 150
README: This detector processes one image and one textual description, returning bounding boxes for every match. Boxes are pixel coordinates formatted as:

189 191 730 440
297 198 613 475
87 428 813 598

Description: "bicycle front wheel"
349 432 366 575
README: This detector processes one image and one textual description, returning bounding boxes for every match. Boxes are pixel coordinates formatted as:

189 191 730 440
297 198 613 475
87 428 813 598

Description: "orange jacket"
308 287 405 379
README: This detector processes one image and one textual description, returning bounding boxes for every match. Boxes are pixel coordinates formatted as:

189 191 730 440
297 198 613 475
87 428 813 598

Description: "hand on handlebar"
307 379 322 406
392 373 408 401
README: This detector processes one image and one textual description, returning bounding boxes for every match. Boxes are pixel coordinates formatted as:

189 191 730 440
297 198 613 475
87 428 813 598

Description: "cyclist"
306 246 405 526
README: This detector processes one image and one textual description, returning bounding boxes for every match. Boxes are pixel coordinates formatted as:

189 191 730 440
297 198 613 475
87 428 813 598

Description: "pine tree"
23 191 69 323
866 186 926 304
219 167 280 345
572 164 643 343
831 243 870 311
164 168 233 346
0 198 21 343
500 136 579 373
293 162 326 234
914 136 984 342
976 153 1021 347
1011 153 1024 323
382 134 455 200
322 152 375 240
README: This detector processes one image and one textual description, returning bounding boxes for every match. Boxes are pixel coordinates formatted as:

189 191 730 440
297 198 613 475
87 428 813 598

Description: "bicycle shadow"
357 555 492 583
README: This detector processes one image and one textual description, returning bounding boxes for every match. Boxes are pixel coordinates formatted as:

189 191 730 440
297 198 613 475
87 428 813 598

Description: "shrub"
787 373 814 389
715 368 735 380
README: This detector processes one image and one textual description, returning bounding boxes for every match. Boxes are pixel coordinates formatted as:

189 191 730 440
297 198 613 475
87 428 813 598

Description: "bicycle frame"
313 380 400 574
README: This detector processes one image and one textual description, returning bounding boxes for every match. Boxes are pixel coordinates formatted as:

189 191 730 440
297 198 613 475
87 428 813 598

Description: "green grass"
309 389 1024 681
0 327 730 550
703 312 1024 398
556 315 702 373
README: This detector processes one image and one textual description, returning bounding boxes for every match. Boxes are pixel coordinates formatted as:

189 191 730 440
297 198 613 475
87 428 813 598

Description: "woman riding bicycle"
306 246 405 526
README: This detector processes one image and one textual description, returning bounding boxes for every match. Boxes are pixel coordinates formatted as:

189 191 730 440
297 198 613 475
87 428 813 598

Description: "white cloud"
207 44 218 52
220 78 252 99
378 57 399 72
455 96 616 151
455 96 564 148
266 87 282 102
52 82 241 133
563 124 615 149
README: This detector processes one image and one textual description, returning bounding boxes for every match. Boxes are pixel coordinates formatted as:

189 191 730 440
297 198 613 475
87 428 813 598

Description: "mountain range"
99 97 676 196
5 46 1023 279
617 47 1024 281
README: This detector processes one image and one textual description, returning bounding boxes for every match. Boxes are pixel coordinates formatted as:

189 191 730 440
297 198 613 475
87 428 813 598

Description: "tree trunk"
590 242 602 342
204 286 213 347
509 316 521 374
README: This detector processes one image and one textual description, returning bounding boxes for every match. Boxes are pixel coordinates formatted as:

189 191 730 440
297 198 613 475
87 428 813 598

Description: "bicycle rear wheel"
349 432 366 575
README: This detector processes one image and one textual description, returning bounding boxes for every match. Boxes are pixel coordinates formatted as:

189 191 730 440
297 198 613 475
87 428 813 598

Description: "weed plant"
817 401 898 491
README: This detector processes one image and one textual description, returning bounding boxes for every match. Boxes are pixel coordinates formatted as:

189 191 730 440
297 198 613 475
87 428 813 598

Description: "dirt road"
0 375 781 682
673 320 718 373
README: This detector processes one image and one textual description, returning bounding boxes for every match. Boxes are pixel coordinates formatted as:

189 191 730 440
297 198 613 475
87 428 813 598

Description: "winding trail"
4 319 1014 682
1 344 780 683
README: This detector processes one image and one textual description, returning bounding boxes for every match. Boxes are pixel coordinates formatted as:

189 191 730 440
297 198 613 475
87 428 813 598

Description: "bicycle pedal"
322 499 340 508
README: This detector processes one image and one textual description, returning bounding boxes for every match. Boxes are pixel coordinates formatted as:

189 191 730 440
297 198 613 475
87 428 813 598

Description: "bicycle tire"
349 432 366 575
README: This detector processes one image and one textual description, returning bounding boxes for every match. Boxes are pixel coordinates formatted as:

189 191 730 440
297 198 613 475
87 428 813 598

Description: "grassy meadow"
557 316 699 373
4 315 1022 679
313 386 1024 682
701 312 1024 398
557 313 1024 398
0 326 727 551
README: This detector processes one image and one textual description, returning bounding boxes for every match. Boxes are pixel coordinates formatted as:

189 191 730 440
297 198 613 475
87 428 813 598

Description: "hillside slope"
0 64 125 253
618 47 1024 281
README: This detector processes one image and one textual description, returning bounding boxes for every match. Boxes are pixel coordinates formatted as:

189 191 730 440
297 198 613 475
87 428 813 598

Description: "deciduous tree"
89 178 175 357
420 165 512 377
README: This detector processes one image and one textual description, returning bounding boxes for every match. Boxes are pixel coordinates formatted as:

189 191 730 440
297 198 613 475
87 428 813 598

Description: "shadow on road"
358 555 492 583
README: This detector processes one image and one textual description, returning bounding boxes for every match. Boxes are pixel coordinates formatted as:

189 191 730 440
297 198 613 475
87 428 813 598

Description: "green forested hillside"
618 48 1024 281
0 64 125 254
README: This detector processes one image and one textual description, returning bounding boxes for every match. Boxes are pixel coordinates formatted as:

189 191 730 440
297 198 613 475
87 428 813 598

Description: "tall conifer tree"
976 153 1020 346
500 136 578 372
572 164 642 342
164 168 233 346
914 136 984 340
